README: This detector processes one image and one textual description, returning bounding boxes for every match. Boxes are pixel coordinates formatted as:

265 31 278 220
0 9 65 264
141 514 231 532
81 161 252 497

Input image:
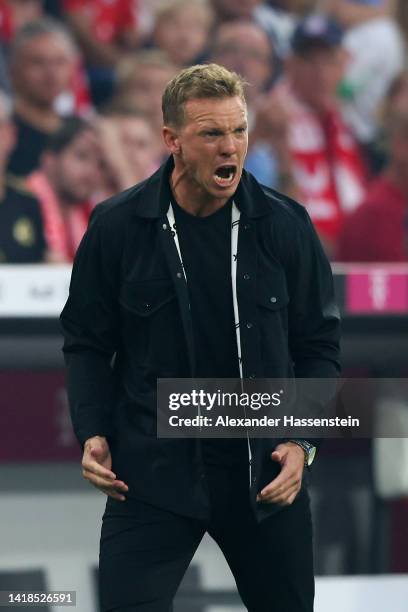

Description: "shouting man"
61 64 340 612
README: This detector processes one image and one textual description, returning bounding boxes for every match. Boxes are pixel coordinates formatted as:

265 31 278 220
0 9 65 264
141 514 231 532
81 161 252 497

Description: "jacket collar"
131 155 274 219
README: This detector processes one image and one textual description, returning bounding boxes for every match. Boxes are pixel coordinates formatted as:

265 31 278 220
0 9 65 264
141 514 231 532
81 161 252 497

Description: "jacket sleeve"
60 208 121 448
287 212 341 378
283 206 341 448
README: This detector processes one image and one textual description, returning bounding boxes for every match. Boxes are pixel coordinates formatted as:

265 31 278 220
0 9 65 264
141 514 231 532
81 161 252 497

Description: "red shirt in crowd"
27 170 94 263
337 175 408 262
288 95 367 245
63 0 138 44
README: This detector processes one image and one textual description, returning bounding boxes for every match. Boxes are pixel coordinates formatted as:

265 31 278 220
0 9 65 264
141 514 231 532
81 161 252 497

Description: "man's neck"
170 168 229 218
15 97 61 133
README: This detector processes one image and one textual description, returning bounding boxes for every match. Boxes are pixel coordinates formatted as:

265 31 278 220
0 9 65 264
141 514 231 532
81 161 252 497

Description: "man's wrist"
287 440 316 467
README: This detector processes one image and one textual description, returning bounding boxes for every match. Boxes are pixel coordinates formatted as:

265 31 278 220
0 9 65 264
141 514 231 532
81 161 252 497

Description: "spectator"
257 13 368 257
337 111 408 262
0 7 92 117
62 0 140 105
329 0 405 152
210 0 306 55
151 0 213 66
96 107 160 199
26 117 102 263
211 20 276 106
0 90 46 263
210 20 280 186
7 18 77 176
112 50 178 156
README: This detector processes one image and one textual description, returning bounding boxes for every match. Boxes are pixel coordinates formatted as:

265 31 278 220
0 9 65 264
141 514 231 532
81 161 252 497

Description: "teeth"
216 171 233 180
214 168 235 186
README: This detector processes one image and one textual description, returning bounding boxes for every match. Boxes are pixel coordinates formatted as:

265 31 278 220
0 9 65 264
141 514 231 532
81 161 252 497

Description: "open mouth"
213 165 237 187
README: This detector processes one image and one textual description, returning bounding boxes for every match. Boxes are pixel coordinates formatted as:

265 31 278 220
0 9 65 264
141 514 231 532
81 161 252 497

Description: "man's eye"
235 127 246 134
205 131 219 136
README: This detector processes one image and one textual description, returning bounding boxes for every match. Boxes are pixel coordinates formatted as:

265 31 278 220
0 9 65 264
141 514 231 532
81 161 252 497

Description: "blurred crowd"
0 0 407 264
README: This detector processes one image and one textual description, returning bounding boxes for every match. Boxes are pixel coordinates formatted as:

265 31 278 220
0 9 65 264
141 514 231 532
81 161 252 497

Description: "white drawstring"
166 201 253 486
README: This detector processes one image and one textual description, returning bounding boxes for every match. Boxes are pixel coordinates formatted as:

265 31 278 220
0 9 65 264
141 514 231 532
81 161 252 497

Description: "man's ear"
162 125 181 155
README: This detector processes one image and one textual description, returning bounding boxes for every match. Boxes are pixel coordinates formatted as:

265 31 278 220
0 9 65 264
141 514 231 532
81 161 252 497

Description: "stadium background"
0 1 408 610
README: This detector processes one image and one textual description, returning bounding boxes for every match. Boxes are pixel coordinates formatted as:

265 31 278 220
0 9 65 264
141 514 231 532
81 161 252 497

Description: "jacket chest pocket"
119 279 177 317
256 270 290 369
256 270 289 313
118 278 186 370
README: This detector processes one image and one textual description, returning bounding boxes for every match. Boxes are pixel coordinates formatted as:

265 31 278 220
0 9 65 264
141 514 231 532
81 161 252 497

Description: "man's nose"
219 134 237 156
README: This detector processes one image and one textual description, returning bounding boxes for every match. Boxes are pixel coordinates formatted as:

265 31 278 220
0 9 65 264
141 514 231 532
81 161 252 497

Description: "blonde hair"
162 63 246 127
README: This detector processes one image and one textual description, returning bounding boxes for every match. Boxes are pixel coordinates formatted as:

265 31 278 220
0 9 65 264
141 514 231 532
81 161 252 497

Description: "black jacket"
60 157 341 522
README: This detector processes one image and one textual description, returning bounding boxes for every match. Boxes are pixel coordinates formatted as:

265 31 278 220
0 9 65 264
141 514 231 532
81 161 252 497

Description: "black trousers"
99 462 314 612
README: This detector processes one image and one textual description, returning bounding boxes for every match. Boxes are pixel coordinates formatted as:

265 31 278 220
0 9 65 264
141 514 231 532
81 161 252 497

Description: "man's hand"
82 435 129 501
256 442 305 506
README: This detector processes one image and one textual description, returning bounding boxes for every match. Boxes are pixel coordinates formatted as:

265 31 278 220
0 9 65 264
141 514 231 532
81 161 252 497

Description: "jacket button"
243 273 250 280
162 223 167 230
249 374 256 379
144 303 151 309
244 224 250 230
176 272 183 279
270 296 277 303
246 322 253 329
